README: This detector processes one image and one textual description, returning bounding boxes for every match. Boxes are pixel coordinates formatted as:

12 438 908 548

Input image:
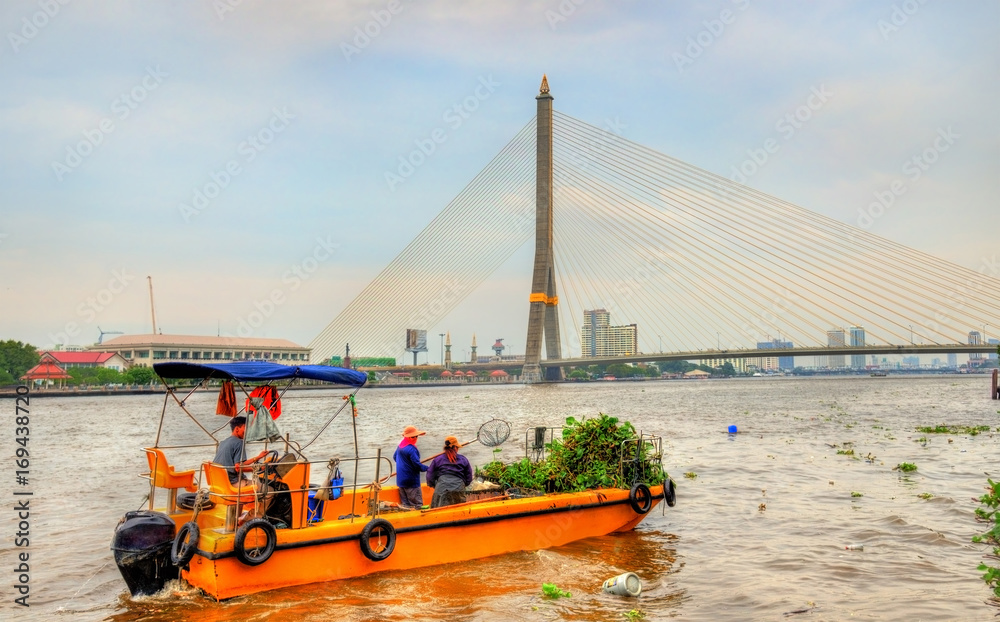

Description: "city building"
850 326 866 369
969 331 983 361
700 357 748 373
989 338 999 360
756 338 794 370
947 353 958 368
88 334 311 367
826 329 846 368
580 309 638 357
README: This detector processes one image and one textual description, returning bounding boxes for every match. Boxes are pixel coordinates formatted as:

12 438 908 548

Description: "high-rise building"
850 326 866 369
581 309 638 357
756 338 794 370
969 331 983 360
827 329 846 368
947 353 958 368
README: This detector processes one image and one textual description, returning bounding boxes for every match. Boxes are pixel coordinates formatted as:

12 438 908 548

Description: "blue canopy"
153 361 368 387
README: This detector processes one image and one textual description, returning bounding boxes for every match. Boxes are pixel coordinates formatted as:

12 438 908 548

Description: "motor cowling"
111 510 179 597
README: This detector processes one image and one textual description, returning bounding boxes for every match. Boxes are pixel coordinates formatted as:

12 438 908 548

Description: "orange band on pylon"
529 293 548 303
546 296 558 306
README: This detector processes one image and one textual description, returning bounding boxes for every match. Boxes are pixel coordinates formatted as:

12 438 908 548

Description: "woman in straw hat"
393 425 429 509
427 435 473 508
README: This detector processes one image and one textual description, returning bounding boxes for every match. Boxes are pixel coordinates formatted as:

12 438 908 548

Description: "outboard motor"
111 510 178 597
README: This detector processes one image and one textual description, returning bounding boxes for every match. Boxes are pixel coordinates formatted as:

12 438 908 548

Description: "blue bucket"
728 425 738 434
307 489 324 522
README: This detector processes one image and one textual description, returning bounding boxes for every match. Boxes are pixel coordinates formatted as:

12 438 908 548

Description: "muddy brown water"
5 375 999 621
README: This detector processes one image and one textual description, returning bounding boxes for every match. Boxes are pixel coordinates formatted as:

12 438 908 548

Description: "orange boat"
111 361 675 600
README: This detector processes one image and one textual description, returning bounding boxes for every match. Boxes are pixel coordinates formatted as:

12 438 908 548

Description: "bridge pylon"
523 75 563 383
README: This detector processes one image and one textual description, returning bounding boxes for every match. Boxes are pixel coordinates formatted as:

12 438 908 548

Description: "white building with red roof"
42 350 129 371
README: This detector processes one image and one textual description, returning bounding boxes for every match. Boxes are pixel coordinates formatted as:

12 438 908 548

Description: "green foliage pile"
476 414 666 493
973 478 1000 601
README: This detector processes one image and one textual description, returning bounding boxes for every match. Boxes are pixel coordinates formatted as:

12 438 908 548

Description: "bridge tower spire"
523 75 563 383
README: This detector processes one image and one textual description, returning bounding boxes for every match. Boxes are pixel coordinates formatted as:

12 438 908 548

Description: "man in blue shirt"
214 415 269 485
393 425 428 509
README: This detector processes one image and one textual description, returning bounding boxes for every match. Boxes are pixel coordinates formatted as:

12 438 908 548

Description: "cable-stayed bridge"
310 77 999 379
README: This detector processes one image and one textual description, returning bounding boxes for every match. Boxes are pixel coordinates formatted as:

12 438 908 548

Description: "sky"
0 1 997 361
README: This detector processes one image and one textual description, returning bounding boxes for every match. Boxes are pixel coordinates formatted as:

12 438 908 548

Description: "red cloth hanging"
216 381 237 416
246 385 282 419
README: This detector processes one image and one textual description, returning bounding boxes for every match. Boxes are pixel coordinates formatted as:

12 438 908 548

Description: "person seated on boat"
214 415 293 526
215 415 271 486
393 425 429 509
427 435 473 508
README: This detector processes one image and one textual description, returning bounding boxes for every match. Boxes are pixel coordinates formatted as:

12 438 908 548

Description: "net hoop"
476 418 511 447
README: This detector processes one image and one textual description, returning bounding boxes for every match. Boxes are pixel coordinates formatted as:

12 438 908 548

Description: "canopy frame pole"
153 389 171 447
299 387 360 451
164 381 222 442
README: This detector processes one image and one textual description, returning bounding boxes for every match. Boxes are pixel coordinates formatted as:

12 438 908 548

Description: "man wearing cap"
427 435 473 508
394 425 429 509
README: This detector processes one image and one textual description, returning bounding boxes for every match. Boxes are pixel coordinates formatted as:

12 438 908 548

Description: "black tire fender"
360 518 396 562
628 483 652 514
170 521 199 568
665 478 677 507
234 518 277 566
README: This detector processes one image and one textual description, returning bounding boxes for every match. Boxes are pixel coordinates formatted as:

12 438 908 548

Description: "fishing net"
477 418 511 447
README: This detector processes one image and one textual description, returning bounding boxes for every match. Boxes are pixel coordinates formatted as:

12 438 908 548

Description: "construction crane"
97 327 123 344
147 276 158 334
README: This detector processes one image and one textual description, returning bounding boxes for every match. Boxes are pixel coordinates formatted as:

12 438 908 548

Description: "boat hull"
183 484 663 600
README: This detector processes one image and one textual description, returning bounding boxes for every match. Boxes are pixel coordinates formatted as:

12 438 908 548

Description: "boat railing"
617 434 664 486
524 426 560 462
251 453 395 528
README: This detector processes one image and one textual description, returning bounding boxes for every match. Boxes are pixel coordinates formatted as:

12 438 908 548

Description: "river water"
3 375 999 621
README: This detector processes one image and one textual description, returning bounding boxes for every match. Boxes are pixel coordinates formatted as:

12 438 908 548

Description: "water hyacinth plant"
476 413 667 493
973 478 1000 603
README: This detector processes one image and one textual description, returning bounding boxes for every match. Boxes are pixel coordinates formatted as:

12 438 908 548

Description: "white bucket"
602 572 641 597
